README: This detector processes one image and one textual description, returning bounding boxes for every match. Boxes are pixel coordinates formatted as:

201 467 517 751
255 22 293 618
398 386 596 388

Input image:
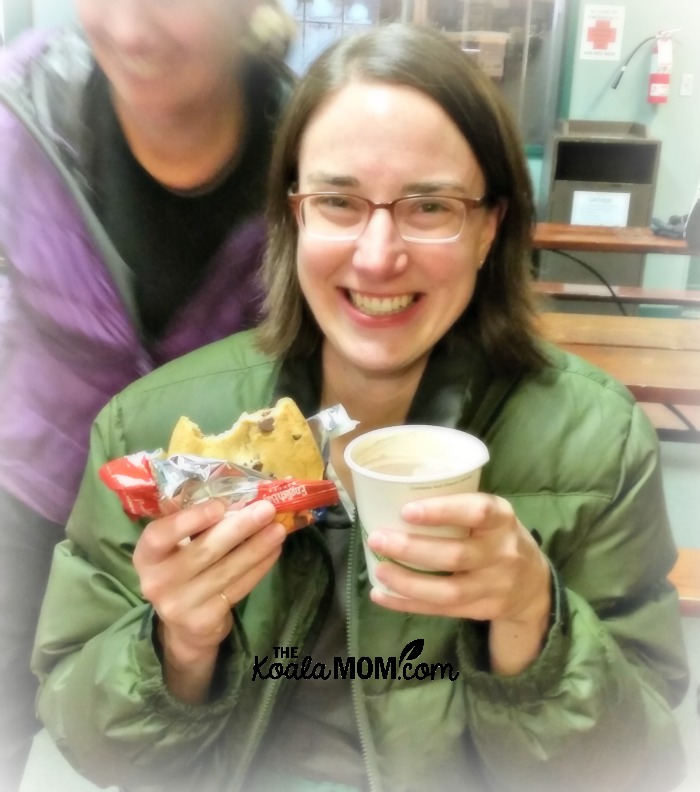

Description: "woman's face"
76 0 253 120
296 81 499 382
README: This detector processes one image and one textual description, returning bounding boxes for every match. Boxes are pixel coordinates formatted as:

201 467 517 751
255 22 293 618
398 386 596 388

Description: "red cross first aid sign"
580 4 625 61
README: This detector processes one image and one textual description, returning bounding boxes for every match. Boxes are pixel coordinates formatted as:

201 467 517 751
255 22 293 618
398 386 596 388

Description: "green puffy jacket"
32 329 689 792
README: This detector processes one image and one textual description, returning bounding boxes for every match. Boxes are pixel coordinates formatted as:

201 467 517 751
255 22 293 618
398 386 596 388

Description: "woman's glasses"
288 192 488 243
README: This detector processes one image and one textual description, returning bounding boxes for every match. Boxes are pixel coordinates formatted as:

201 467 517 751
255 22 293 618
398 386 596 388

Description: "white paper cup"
344 425 489 594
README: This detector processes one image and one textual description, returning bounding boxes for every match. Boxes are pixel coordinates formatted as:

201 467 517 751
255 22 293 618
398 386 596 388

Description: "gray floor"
660 440 700 549
661 440 700 790
674 619 700 792
16 440 700 792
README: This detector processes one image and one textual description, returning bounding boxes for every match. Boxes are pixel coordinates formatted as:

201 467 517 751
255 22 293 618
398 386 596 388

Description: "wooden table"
531 224 699 310
537 312 700 407
533 223 694 255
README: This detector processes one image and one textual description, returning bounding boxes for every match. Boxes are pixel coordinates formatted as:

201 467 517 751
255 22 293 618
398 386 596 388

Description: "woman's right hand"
133 498 286 702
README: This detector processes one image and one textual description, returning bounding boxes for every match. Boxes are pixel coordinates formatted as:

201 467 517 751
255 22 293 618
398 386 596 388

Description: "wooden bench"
537 312 700 441
670 548 700 617
640 404 700 434
538 311 700 351
535 281 700 309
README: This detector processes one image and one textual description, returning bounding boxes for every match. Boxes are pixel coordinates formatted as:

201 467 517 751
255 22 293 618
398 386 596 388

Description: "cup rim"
343 424 489 484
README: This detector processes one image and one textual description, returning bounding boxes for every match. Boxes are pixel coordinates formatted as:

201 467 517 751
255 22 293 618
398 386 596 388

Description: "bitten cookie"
167 397 324 480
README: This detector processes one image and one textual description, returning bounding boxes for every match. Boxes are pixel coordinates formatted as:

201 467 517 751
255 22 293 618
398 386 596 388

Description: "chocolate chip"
258 416 275 432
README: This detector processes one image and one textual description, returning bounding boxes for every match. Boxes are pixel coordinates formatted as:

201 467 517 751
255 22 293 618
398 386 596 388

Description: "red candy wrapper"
99 451 339 532
99 451 164 519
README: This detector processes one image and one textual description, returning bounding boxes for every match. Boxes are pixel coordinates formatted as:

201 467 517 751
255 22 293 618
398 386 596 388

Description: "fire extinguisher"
648 35 673 104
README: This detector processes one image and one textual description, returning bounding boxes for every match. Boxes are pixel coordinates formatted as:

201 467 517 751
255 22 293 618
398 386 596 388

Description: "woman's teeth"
349 292 415 316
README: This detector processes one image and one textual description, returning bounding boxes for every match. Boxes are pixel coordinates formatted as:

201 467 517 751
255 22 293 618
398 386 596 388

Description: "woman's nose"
105 0 151 49
352 208 408 276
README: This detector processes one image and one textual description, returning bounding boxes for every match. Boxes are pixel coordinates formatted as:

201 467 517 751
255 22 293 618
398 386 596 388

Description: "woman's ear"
477 200 506 268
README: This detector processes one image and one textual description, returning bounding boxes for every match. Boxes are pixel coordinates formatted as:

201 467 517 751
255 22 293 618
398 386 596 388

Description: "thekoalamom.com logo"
251 638 459 682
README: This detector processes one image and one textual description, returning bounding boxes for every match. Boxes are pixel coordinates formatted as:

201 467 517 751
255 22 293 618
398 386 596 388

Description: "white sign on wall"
579 4 625 61
571 191 631 227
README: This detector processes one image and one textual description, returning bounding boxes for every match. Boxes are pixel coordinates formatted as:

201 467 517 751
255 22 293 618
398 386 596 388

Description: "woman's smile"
346 289 418 317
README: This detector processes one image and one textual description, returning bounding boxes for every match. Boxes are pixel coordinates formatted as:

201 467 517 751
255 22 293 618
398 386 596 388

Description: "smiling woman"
260 26 539 375
289 80 499 382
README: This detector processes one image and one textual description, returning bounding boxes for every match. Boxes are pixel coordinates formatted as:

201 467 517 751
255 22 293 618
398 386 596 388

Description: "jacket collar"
274 330 523 439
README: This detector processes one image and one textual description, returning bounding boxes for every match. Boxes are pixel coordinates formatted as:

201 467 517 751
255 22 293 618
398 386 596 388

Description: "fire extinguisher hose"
611 28 680 90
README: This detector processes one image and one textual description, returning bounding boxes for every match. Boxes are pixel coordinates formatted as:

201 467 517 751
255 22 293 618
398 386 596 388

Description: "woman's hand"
366 493 551 675
133 498 286 702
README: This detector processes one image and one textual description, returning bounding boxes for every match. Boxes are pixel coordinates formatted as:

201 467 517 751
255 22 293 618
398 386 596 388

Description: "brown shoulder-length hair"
257 23 545 376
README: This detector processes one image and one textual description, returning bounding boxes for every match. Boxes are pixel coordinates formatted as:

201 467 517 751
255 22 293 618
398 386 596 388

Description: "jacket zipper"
347 508 381 792
235 529 327 790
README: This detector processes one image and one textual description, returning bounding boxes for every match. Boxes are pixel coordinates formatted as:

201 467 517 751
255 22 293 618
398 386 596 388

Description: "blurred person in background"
0 1 295 788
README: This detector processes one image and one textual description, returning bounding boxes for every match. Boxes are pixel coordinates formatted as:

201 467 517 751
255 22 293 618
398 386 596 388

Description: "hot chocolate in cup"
344 425 489 595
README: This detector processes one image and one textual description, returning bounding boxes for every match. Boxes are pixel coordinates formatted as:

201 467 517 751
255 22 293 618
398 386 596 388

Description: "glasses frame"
287 192 489 243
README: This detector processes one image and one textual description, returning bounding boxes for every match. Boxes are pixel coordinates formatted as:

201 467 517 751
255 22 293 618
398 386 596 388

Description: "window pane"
283 0 566 149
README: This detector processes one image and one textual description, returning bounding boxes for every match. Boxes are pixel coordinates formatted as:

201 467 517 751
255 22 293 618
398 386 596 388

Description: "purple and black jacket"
0 28 287 523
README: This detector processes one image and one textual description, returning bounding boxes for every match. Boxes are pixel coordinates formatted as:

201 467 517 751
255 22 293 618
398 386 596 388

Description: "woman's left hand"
366 493 552 675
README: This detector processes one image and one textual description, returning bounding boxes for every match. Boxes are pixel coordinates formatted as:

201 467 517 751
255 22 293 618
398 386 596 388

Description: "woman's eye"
325 196 352 209
414 199 450 214
315 195 363 213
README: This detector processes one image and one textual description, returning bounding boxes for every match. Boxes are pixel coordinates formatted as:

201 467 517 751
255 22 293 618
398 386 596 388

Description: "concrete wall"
31 0 75 29
2 0 75 42
1 0 32 42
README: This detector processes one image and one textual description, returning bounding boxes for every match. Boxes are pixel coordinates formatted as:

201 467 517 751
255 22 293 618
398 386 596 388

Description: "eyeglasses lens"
299 195 468 242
